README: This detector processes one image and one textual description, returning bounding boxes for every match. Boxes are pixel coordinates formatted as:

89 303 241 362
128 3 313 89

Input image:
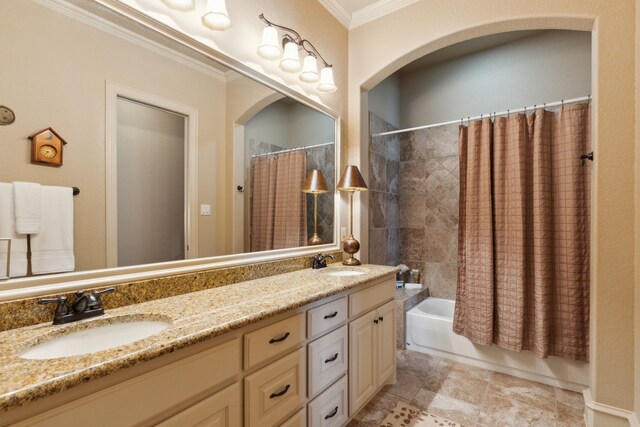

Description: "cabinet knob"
324 352 339 363
269 384 290 399
268 332 290 344
379 316 384 322
374 319 379 324
324 406 339 420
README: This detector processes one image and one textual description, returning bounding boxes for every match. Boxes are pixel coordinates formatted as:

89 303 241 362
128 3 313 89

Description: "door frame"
106 81 198 267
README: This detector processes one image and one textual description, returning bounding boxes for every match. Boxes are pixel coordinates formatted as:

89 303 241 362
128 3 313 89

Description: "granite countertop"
0 264 396 412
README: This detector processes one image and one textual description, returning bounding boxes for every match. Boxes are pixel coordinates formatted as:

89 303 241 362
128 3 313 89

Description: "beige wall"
636 0 640 420
349 0 635 412
0 0 227 270
396 30 591 128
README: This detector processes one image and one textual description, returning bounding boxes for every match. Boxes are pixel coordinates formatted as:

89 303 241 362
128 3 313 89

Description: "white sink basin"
321 269 367 277
20 320 170 360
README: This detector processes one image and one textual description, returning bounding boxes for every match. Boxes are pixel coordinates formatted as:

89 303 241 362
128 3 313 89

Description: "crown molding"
33 0 227 81
316 0 351 28
350 0 419 29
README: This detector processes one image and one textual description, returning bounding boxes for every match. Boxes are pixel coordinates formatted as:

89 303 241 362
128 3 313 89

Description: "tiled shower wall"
369 117 460 299
399 124 459 299
368 113 400 266
306 144 335 244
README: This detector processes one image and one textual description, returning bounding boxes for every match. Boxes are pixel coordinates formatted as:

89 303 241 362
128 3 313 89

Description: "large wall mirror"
0 0 339 293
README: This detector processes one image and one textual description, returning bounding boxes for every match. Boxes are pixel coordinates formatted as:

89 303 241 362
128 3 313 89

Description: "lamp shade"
299 55 320 83
257 26 281 60
202 0 231 30
337 165 368 191
161 0 194 11
280 41 301 72
317 66 337 93
302 169 329 193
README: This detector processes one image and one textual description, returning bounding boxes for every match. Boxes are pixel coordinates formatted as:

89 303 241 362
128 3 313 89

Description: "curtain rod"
251 141 334 158
371 95 591 138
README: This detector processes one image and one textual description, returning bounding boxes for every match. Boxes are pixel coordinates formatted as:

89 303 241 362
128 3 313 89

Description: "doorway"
106 82 198 268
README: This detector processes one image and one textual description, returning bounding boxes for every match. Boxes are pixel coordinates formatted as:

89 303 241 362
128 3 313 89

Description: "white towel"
0 183 28 278
30 186 75 275
13 181 42 234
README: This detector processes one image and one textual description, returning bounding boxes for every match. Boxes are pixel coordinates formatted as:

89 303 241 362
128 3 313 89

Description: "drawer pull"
324 406 339 420
269 384 291 399
268 332 290 344
324 353 339 363
323 311 338 320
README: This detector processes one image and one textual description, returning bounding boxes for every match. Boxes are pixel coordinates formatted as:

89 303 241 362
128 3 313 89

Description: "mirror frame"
0 0 342 301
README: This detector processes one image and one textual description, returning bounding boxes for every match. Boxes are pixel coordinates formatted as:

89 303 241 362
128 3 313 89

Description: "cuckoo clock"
28 127 67 166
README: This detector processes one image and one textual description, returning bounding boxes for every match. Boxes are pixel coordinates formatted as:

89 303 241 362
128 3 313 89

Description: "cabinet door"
376 300 396 384
157 382 241 427
348 310 377 416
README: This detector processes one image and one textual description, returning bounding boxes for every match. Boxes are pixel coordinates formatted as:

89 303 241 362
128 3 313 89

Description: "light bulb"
161 0 194 11
280 41 301 72
202 0 231 31
317 66 337 92
300 55 320 83
257 26 281 60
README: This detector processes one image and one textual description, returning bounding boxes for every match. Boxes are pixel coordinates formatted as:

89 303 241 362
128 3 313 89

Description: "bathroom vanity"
0 265 396 426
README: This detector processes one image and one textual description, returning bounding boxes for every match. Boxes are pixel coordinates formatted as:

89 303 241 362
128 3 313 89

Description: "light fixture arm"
259 14 332 68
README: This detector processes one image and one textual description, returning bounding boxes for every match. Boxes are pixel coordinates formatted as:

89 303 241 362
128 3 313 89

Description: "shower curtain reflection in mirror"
249 151 308 252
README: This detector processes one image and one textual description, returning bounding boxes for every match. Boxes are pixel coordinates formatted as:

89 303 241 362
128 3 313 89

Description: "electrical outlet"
200 204 212 216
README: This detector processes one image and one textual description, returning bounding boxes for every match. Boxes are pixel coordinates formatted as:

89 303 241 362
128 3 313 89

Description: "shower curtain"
453 103 591 361
250 151 308 252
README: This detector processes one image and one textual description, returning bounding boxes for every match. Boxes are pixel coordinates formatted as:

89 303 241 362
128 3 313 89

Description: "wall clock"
28 127 67 166
0 105 15 125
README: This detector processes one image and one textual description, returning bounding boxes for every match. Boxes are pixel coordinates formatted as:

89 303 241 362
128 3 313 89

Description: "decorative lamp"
318 66 337 93
258 26 281 59
202 0 231 31
300 55 320 82
336 165 368 265
280 40 301 72
302 169 329 245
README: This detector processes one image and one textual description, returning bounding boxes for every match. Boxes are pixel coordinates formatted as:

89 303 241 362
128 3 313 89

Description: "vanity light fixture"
302 169 329 245
202 0 231 31
258 14 337 92
337 166 368 265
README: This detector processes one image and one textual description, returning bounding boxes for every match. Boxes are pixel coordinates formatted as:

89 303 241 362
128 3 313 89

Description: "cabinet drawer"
307 375 348 427
245 347 306 427
349 279 395 318
307 297 347 338
157 382 241 427
244 313 306 370
281 407 307 427
308 325 347 398
16 339 241 427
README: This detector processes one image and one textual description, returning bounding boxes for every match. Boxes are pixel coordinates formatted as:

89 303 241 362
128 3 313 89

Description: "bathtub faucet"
312 253 335 269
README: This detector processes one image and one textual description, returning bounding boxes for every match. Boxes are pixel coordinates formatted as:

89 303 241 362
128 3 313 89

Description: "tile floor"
348 350 585 427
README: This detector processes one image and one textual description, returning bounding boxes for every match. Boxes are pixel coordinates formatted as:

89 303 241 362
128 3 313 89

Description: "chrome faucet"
312 253 336 269
39 288 115 325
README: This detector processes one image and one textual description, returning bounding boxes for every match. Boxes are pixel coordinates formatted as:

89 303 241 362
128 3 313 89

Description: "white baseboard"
583 389 634 427
629 412 640 427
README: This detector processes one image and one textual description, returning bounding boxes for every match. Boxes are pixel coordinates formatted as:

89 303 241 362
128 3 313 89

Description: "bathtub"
406 298 589 391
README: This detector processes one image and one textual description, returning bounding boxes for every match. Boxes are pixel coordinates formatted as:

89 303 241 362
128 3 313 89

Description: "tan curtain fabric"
250 151 308 252
453 103 591 361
